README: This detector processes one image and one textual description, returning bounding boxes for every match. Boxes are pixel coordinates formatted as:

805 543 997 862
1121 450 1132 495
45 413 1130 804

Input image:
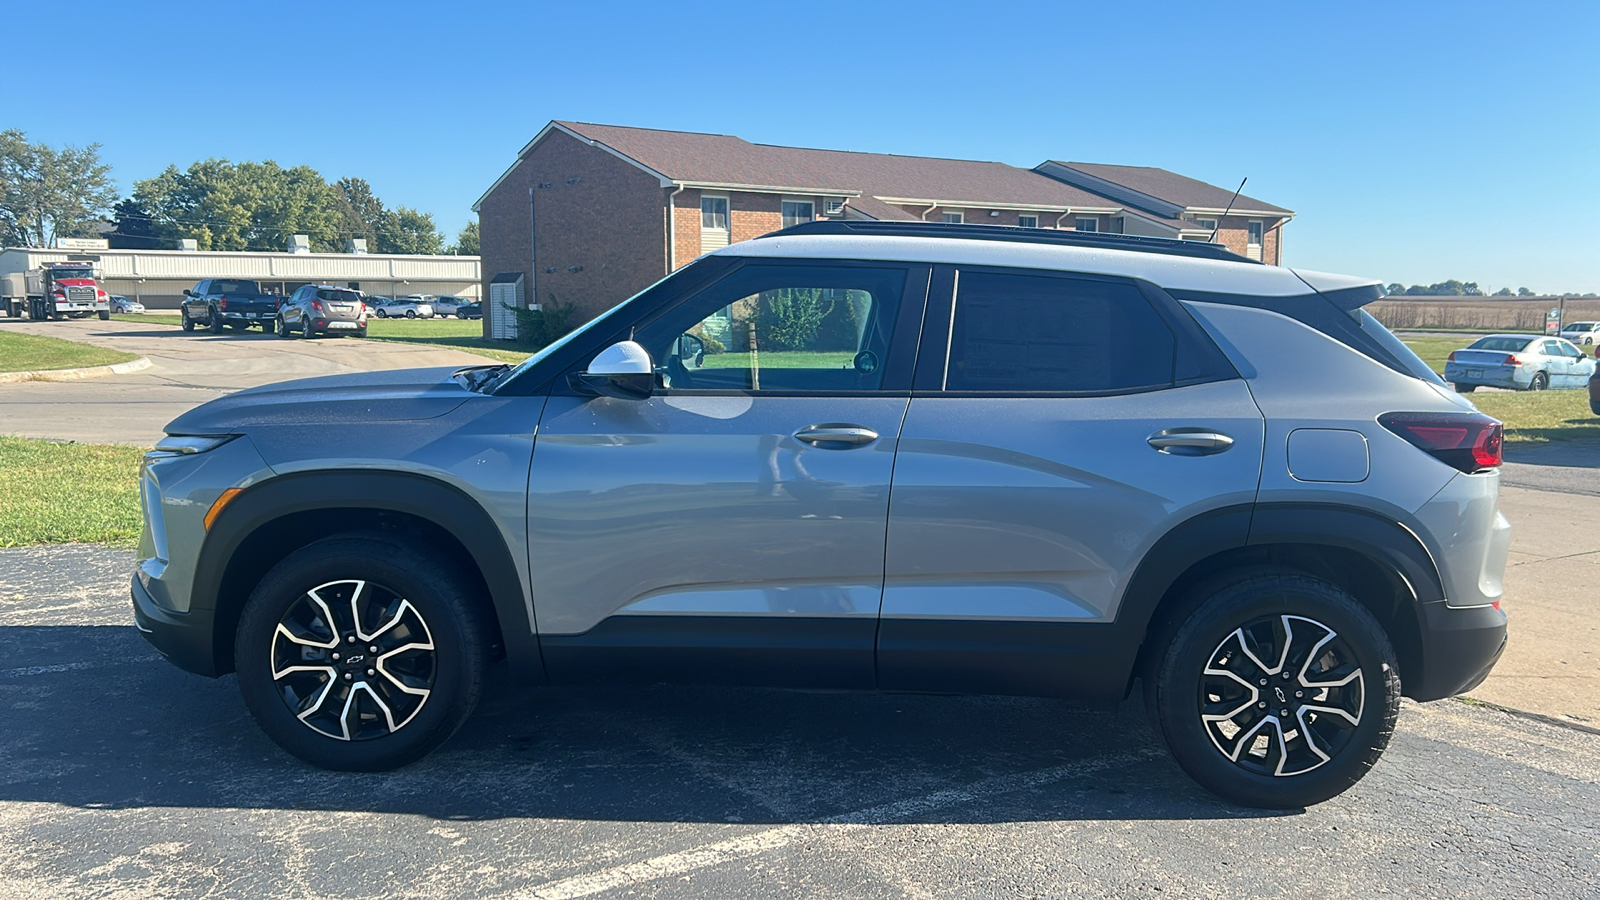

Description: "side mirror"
182 289 193 297
677 334 706 368
571 340 654 400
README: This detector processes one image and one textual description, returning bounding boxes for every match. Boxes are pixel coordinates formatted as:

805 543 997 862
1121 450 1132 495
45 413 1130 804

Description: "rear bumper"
132 572 219 677
1409 599 1507 701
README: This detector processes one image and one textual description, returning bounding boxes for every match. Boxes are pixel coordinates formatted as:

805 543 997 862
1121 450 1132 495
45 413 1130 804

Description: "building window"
700 196 731 253
701 196 729 231
1018 215 1039 229
1075 217 1097 232
781 200 814 229
942 211 964 224
1193 218 1217 232
1247 220 1264 246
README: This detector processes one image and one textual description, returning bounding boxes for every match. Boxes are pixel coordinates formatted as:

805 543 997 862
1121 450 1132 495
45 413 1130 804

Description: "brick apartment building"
474 121 1293 336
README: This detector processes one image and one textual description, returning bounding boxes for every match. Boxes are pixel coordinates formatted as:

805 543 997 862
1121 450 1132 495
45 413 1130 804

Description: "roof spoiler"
1292 268 1385 311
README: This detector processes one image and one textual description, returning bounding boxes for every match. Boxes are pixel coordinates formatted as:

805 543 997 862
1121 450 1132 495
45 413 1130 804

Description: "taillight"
1504 354 1520 366
219 297 228 309
311 300 324 312
1446 351 1456 362
1379 412 1503 473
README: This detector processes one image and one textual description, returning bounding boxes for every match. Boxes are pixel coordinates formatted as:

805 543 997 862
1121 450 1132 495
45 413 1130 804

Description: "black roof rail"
758 220 1261 264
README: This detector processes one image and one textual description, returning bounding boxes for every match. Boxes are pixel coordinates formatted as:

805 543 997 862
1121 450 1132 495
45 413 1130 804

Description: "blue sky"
7 1 1596 291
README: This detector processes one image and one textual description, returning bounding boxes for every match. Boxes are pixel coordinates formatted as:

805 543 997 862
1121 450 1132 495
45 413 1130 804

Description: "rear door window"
943 271 1176 393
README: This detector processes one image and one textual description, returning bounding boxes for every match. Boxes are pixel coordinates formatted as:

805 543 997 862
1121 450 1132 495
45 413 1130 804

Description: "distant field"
1371 297 1600 332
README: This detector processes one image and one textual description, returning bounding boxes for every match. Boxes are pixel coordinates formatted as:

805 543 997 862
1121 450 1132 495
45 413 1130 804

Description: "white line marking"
0 656 162 679
516 751 1156 900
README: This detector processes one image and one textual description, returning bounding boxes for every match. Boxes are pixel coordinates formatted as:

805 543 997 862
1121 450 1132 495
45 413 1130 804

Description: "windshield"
1467 336 1536 353
212 280 261 294
50 267 94 280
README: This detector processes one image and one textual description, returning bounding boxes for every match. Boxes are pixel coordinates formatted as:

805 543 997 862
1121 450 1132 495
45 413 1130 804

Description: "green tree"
1492 287 1514 296
336 177 383 249
1385 283 1406 295
0 129 118 247
1517 287 1535 297
133 160 344 252
380 206 443 254
450 219 479 255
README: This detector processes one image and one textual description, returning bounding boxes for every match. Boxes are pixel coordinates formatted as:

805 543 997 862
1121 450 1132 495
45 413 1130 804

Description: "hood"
164 367 473 434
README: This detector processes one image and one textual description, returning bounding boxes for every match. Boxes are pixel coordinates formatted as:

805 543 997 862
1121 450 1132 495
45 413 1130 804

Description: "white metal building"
0 247 481 309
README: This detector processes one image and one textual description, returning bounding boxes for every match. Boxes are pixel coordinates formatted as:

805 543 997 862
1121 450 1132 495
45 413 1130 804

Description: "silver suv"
133 222 1509 808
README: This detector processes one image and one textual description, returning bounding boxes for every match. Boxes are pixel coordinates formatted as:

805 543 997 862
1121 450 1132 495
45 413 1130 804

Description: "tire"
233 535 492 771
277 316 292 339
303 317 314 340
405 310 417 319
1146 572 1401 809
1454 383 1476 393
182 310 195 332
98 309 111 321
1529 372 1549 391
376 309 388 318
209 308 224 334
263 319 277 335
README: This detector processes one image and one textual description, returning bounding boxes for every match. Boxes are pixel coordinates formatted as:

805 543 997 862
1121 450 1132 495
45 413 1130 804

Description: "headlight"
148 434 238 458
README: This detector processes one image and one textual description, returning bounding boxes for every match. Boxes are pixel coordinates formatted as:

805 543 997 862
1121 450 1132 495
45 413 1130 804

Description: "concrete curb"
0 356 152 384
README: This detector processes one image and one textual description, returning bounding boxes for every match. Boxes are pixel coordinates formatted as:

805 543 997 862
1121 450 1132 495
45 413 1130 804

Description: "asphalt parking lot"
1 545 1598 899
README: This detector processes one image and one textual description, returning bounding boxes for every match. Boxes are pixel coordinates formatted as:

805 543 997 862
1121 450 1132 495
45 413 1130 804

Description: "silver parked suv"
133 222 1509 808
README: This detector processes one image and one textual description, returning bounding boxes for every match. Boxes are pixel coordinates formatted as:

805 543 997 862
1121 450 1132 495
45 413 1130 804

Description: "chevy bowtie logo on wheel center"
1274 686 1288 704
346 654 365 665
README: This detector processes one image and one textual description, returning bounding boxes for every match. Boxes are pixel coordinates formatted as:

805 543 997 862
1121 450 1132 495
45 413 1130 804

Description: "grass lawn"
0 331 139 374
702 350 856 369
364 318 532 364
0 436 144 547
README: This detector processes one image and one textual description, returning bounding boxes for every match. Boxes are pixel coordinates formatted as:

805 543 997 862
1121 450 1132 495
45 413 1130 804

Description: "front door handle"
1148 428 1234 455
795 424 879 448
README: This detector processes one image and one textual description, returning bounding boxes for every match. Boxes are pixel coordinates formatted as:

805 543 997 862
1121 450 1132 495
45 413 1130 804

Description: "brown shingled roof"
555 121 1118 211
1050 162 1292 214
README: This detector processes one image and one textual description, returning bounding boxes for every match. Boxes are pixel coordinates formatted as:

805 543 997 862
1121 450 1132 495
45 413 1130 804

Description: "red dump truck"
1 261 112 320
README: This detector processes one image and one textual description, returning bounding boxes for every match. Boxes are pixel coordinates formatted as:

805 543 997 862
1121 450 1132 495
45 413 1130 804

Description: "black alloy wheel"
234 535 492 771
1148 571 1400 809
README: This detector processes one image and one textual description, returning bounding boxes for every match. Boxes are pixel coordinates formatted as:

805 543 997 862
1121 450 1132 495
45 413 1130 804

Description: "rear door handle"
1148 429 1234 455
795 424 879 448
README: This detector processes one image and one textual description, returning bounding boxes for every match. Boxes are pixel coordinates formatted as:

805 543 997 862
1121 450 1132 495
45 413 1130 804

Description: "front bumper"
132 572 219 677
1409 599 1508 701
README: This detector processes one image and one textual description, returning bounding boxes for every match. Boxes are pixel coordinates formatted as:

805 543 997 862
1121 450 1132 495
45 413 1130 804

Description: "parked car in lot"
181 279 280 334
1559 321 1598 345
134 220 1509 809
429 295 473 317
109 295 145 314
277 285 368 339
370 297 435 319
453 302 482 320
1444 334 1595 392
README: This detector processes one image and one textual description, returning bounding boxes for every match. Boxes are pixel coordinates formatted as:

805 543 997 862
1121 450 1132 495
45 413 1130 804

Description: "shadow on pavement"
0 624 1280 825
1504 436 1600 468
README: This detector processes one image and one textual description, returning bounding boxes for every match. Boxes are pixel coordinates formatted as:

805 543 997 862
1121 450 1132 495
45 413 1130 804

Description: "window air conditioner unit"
822 198 847 217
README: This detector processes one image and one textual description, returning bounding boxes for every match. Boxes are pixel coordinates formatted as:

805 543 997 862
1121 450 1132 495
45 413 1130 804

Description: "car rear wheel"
1529 372 1549 391
1147 572 1400 809
1454 383 1476 393
302 318 314 340
263 319 276 335
209 309 224 334
234 535 492 771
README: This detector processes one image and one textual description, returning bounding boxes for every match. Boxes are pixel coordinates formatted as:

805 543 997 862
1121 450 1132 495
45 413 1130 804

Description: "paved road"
0 317 498 446
1 545 1598 899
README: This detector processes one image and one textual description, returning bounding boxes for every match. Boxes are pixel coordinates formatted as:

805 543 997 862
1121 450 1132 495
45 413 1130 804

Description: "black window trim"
911 263 1239 398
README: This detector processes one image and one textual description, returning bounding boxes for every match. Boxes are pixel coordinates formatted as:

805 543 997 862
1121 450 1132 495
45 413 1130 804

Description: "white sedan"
110 295 146 314
370 298 435 319
1445 334 1596 392
1559 321 1599 345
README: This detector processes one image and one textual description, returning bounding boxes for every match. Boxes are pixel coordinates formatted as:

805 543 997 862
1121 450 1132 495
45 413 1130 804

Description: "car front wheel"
234 535 492 771
1147 572 1400 809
